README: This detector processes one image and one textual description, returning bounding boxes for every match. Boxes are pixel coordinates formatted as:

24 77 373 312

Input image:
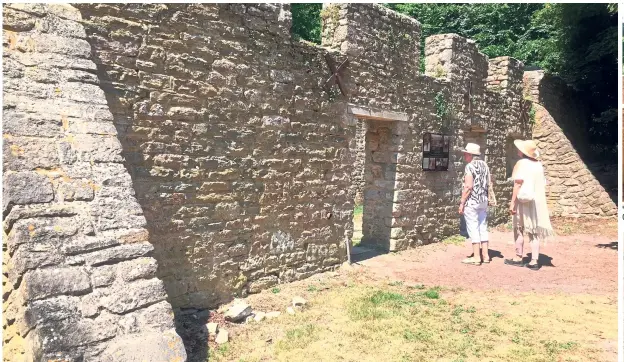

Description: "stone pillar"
487 56 524 96
2 4 185 361
425 34 489 90
321 3 421 83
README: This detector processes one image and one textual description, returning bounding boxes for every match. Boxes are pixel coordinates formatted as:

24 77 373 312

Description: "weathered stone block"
3 172 54 211
70 243 153 266
23 267 91 301
98 328 186 362
101 278 167 314
24 296 81 329
117 257 158 282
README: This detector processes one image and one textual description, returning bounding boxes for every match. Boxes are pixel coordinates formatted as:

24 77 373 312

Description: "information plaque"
422 133 450 171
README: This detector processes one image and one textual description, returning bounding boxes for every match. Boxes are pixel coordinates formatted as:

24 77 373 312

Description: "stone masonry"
2 4 185 361
525 71 616 217
2 3 615 360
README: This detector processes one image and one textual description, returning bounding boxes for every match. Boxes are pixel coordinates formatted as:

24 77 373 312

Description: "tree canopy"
290 3 617 160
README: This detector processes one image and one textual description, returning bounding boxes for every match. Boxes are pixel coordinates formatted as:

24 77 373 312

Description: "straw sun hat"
461 143 481 156
514 139 540 159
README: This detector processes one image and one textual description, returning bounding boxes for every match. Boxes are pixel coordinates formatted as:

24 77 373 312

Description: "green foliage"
291 4 322 44
385 3 616 160
434 91 450 120
528 105 537 126
290 3 616 160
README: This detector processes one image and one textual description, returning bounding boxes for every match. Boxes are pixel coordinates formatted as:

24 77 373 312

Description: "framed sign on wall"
422 133 450 171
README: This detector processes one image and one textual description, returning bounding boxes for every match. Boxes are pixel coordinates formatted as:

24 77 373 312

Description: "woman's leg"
513 223 524 262
529 233 540 265
477 203 489 262
463 205 481 264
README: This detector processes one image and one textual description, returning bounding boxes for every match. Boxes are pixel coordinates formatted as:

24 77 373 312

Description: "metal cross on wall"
323 53 350 97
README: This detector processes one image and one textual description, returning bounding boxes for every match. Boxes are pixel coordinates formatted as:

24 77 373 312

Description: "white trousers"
464 201 488 244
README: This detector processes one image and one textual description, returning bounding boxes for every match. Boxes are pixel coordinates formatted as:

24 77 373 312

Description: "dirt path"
357 229 618 296
199 219 617 362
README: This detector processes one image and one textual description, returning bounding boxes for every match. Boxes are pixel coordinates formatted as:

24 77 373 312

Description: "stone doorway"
347 106 408 260
359 119 398 251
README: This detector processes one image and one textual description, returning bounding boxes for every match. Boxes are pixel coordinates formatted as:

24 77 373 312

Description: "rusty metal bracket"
323 53 350 97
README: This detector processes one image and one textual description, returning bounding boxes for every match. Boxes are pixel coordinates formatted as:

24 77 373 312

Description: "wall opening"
359 119 398 251
351 121 367 248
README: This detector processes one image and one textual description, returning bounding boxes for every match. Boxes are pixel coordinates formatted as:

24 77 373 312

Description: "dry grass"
209 270 616 362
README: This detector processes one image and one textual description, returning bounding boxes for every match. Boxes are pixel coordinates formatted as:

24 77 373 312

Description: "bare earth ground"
204 218 617 362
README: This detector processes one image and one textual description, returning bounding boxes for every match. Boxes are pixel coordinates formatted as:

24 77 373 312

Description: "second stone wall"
526 71 616 218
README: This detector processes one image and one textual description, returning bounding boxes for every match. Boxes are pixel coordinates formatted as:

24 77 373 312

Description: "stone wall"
74 3 354 311
525 71 616 217
5 3 611 358
352 120 367 205
2 3 185 361
4 3 535 314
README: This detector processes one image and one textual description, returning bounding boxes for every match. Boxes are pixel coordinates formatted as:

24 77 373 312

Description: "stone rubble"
292 296 307 307
224 302 253 323
215 329 229 345
206 322 219 335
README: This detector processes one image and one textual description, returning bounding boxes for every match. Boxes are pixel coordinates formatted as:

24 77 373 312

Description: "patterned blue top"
465 159 490 206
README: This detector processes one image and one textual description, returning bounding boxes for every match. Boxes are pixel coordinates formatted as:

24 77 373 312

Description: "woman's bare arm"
459 172 473 214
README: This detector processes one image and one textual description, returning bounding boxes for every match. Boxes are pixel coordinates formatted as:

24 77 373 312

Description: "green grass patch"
442 235 466 245
276 324 319 352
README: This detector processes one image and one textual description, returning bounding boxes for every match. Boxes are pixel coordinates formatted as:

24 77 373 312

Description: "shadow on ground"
527 253 555 267
174 309 210 362
596 241 618 250
350 245 386 264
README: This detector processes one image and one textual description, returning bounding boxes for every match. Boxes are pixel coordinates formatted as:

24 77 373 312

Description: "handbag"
517 177 535 203
459 215 469 238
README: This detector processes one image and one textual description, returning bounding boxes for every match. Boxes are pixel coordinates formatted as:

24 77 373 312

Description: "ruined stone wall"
3 6 537 359
2 4 185 361
525 71 616 217
75 3 354 310
324 5 530 244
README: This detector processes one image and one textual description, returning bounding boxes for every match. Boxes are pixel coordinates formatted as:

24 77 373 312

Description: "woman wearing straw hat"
458 143 492 265
505 140 554 271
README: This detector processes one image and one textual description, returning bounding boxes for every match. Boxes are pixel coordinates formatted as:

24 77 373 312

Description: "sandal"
462 257 481 266
504 259 524 267
482 258 491 264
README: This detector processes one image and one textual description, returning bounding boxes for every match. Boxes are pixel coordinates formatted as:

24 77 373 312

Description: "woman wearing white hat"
505 140 554 271
458 143 492 265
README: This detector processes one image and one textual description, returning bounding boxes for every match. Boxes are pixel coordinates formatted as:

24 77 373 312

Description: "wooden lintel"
470 125 487 133
348 104 408 122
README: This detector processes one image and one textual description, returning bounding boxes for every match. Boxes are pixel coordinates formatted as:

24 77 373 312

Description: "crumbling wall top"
321 3 421 79
425 34 489 89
